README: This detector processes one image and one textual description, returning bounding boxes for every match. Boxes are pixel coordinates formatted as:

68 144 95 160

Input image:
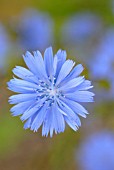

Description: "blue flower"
0 23 10 71
111 0 114 14
61 12 102 44
90 28 114 79
8 47 94 137
77 131 114 170
61 12 103 65
17 9 53 51
89 28 114 98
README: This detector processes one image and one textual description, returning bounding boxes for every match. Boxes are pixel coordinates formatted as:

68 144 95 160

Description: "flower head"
0 23 10 71
8 47 94 137
61 12 103 65
77 131 114 170
90 28 114 80
89 28 114 98
17 9 53 51
61 12 102 44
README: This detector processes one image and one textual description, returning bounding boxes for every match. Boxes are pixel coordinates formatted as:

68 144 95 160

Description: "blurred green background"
0 0 114 170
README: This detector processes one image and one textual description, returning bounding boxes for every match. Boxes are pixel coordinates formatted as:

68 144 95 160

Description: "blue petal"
49 112 54 137
44 47 54 77
59 76 85 91
60 97 88 118
8 78 40 90
8 82 36 94
42 102 65 137
65 91 94 102
23 51 48 82
20 105 39 121
10 100 34 116
13 66 38 83
30 102 49 132
58 99 81 127
53 49 66 77
64 116 78 131
42 108 52 137
21 96 48 121
60 64 84 86
24 118 32 129
9 93 38 104
34 50 46 74
52 102 65 134
56 59 75 85
23 51 37 74
76 80 93 90
33 50 49 82
67 64 84 78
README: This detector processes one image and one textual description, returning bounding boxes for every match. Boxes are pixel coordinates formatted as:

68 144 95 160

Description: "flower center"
36 77 64 103
49 89 57 96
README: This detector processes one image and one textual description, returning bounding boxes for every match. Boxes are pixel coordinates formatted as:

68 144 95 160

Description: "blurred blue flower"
17 9 53 51
8 47 94 137
61 12 103 64
90 29 114 79
0 24 10 71
77 131 114 170
89 28 114 96
111 0 114 14
61 12 102 44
